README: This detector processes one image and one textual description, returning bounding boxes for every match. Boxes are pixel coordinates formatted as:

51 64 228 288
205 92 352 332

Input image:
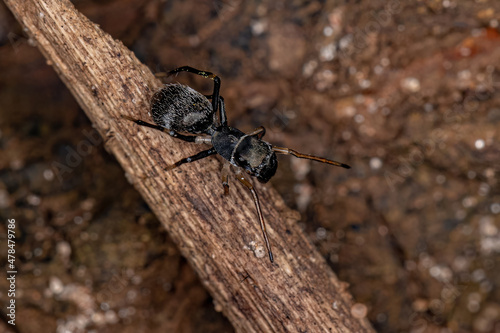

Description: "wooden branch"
4 0 374 332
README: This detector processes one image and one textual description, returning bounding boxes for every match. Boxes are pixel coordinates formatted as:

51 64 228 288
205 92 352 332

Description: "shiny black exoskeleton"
123 66 350 263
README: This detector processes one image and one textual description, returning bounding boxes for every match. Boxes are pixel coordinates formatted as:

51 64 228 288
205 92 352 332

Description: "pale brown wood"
4 0 375 332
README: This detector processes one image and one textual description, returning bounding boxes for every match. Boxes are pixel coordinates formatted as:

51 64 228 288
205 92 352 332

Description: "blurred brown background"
0 0 499 332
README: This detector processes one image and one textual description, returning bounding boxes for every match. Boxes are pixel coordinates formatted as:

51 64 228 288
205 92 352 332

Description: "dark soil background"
0 0 499 332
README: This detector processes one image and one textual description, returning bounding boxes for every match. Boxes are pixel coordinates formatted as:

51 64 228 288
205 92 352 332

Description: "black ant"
123 66 350 263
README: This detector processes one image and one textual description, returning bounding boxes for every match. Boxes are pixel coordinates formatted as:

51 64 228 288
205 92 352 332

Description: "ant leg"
167 66 219 82
246 126 266 139
219 97 227 126
165 148 217 171
272 146 351 169
167 66 223 126
122 115 210 143
221 162 231 196
203 95 227 126
235 170 274 263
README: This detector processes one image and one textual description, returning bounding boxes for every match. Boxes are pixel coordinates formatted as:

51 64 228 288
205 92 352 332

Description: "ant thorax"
211 126 278 183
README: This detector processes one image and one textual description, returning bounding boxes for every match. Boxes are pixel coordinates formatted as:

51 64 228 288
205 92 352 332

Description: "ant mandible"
123 66 350 263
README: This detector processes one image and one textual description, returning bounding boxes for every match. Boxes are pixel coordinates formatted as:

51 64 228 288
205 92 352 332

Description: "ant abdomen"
151 83 216 134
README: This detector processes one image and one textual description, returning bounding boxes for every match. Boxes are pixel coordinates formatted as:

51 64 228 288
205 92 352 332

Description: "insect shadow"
123 66 350 263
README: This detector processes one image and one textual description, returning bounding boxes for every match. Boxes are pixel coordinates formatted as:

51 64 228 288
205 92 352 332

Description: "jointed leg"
204 95 227 126
246 126 266 139
236 171 274 263
272 146 351 169
165 148 217 171
122 115 204 143
221 162 231 196
218 97 227 125
167 66 220 83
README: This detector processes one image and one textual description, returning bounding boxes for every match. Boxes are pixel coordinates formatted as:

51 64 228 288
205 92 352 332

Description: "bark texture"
4 0 375 332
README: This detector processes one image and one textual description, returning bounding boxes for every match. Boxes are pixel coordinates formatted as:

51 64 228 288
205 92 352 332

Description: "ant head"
254 152 278 183
233 137 278 183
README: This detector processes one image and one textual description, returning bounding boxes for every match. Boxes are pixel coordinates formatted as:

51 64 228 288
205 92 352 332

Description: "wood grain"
3 0 375 332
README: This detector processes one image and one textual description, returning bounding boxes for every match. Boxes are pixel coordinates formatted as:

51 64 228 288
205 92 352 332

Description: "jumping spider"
123 66 350 263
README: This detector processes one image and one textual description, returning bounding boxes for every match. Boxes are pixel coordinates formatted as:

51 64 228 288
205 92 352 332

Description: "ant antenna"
272 147 351 169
